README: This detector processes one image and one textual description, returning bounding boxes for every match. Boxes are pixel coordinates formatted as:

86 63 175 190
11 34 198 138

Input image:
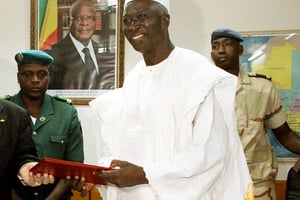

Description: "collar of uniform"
14 92 54 130
238 68 251 85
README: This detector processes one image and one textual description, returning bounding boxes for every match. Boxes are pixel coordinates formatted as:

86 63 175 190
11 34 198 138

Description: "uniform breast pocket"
47 136 70 157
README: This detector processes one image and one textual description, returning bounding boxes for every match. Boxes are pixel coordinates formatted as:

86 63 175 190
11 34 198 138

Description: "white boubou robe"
90 47 252 200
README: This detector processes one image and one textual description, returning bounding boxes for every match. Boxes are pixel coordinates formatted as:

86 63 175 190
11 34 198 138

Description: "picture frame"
239 30 300 160
30 0 125 105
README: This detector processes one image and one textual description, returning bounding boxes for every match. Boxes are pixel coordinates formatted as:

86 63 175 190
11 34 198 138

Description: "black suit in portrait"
0 100 38 199
45 34 115 90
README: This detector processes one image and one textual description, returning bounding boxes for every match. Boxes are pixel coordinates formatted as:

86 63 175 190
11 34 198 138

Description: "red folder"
30 157 112 185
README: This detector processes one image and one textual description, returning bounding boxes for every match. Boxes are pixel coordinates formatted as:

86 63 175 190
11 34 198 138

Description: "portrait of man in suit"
45 0 115 90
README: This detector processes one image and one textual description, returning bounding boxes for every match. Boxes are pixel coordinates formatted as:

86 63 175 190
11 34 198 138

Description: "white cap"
124 0 169 11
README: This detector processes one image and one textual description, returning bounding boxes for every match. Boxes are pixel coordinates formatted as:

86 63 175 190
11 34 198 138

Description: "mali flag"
39 0 58 50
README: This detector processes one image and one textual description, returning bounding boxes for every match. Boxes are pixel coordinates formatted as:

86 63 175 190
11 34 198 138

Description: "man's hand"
19 162 55 186
97 160 149 187
65 176 94 197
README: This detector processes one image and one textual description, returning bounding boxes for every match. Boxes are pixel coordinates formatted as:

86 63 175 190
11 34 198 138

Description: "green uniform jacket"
6 92 84 200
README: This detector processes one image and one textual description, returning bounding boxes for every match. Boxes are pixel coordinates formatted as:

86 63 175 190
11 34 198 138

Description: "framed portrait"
239 30 300 160
30 0 125 105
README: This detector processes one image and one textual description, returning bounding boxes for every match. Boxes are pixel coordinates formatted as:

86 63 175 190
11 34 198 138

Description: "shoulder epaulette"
0 95 12 100
53 95 73 105
248 72 272 81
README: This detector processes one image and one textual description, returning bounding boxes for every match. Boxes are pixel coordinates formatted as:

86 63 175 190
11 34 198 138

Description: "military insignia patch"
16 53 24 63
248 72 272 81
53 95 73 104
0 95 12 100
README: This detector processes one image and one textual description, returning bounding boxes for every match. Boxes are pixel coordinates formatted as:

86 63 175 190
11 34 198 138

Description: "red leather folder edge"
30 157 112 185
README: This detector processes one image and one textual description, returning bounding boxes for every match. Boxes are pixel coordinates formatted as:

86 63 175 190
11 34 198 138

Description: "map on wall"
240 31 300 158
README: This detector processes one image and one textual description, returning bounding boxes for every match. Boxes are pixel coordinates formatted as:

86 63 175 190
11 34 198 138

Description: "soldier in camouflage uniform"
210 28 300 200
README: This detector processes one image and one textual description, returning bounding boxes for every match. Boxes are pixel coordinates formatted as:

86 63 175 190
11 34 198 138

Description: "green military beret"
15 50 54 66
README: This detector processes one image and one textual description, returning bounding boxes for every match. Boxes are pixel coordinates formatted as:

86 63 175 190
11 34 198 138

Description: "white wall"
0 1 29 95
1 0 300 179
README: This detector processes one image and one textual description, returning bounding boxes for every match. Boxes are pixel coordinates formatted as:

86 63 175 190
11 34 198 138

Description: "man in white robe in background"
87 0 252 199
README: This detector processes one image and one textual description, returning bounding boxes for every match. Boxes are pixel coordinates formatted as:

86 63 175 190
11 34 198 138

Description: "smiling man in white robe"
87 0 252 199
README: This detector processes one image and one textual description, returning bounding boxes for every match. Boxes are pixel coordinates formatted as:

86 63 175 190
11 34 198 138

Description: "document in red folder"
30 157 112 185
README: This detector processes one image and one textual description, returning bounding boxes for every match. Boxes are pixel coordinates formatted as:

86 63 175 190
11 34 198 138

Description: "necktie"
82 47 97 73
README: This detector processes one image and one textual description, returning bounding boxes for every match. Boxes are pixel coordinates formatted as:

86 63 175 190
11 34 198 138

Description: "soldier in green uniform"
2 50 84 200
210 28 300 200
